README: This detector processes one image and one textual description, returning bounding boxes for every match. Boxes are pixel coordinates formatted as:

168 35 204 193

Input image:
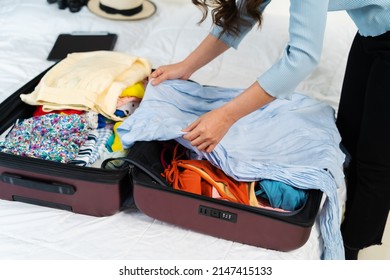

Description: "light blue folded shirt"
118 79 346 260
210 0 390 99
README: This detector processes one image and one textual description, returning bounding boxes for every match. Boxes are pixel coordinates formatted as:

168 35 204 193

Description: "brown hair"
192 0 264 36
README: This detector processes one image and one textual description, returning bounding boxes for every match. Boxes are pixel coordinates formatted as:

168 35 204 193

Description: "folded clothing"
0 113 91 163
20 51 151 121
256 179 308 211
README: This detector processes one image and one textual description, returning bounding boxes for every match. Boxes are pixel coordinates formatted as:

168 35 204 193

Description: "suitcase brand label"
198 205 237 223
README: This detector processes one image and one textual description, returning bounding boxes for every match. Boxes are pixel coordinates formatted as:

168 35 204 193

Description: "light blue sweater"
210 0 390 99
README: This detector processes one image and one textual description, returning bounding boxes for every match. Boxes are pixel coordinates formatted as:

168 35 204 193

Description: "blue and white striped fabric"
70 128 113 167
118 80 346 260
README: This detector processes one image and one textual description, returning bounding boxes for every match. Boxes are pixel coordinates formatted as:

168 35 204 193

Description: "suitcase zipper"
0 152 128 183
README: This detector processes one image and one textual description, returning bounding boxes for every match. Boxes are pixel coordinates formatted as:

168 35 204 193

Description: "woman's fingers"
150 67 167 85
182 119 218 152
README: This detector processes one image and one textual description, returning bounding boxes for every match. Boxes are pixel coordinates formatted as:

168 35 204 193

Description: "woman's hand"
150 35 230 86
182 107 235 153
182 82 276 153
150 62 193 86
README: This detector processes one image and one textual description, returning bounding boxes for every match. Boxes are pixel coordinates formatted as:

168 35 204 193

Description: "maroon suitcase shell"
0 69 131 217
122 141 323 252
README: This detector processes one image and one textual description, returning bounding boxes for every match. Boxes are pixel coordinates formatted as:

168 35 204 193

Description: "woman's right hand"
150 61 193 86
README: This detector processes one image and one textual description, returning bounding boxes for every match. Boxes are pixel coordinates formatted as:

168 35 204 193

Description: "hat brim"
88 0 156 21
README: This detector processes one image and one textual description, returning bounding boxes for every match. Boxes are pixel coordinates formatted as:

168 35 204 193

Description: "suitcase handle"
1 173 76 195
101 157 170 187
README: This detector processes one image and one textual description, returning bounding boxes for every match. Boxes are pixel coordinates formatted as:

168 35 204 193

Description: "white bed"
0 0 356 260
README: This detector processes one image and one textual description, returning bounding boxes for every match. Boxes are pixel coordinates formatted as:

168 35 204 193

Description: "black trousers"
336 31 390 249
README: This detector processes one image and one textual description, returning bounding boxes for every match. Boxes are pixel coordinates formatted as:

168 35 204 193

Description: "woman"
150 0 390 259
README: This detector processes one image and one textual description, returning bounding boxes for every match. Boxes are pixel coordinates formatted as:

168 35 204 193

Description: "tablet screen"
47 33 118 61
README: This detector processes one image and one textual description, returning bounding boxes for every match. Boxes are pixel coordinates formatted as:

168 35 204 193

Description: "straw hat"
88 0 156 20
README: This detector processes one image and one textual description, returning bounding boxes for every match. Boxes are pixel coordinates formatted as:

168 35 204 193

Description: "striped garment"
69 128 113 167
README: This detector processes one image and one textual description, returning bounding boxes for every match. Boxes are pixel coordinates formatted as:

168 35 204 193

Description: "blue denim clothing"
118 80 346 259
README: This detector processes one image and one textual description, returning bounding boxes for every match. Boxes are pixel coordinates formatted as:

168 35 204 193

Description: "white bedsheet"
0 0 356 260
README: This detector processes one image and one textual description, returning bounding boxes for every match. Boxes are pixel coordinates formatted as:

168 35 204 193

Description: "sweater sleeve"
211 0 329 100
258 0 329 99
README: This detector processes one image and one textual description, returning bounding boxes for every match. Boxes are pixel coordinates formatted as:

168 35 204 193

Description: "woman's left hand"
182 107 234 153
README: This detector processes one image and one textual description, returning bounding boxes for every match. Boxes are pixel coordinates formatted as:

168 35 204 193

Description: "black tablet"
47 32 118 61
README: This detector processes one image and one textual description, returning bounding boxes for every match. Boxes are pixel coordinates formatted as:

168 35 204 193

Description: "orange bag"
162 144 251 205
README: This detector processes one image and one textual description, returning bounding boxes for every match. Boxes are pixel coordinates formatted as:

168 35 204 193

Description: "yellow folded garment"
112 121 124 152
20 51 152 121
121 81 145 99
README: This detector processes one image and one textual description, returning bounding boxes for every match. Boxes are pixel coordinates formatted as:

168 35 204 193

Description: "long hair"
192 0 264 36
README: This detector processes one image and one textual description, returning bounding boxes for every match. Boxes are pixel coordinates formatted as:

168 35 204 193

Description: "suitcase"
111 140 324 252
0 68 132 217
0 68 323 252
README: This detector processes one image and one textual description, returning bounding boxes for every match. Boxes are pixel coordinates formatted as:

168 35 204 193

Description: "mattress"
0 0 356 260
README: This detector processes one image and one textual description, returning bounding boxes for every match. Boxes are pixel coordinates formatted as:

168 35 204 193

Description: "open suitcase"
115 140 324 252
0 68 132 217
0 67 323 252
